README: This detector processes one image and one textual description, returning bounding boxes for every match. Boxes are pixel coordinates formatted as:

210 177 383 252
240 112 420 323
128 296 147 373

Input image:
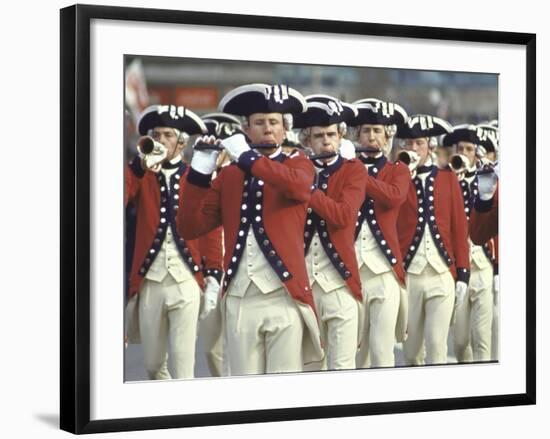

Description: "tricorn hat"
292 95 358 129
442 124 483 147
476 123 499 153
218 83 307 117
396 114 452 139
138 104 207 136
201 112 242 138
349 98 408 127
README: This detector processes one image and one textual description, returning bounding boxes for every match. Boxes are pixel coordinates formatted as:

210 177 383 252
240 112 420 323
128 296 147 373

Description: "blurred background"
124 55 498 161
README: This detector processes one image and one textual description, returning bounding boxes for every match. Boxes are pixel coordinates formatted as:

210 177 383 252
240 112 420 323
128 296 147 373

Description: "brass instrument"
397 150 420 172
449 153 470 179
137 136 167 169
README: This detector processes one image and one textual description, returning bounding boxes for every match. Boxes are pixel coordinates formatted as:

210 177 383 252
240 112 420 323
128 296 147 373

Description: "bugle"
397 150 420 170
449 154 470 178
137 136 167 169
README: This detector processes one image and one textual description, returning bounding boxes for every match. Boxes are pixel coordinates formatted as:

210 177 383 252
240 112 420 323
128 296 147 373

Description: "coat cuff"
456 267 470 284
474 197 494 213
187 167 213 188
203 267 224 284
129 156 145 178
309 188 323 209
237 150 262 173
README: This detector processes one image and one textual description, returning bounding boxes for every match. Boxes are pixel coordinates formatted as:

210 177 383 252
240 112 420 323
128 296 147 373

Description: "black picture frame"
60 4 536 434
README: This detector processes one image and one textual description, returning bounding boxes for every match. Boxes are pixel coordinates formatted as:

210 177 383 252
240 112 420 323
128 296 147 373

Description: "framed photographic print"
60 4 536 434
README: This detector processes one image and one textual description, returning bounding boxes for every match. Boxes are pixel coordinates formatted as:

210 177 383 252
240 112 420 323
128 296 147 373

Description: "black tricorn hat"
349 98 408 126
476 124 499 153
442 124 483 147
218 83 307 117
396 114 452 139
201 112 242 138
292 95 358 129
138 105 207 136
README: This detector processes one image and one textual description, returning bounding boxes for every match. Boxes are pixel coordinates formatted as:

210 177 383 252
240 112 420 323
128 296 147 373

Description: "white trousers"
224 284 304 375
305 283 359 371
198 293 224 377
403 266 455 365
356 266 400 368
452 265 493 362
138 275 200 379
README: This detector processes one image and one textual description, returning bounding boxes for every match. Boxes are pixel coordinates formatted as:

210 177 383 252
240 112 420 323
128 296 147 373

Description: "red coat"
177 149 317 309
357 156 410 285
459 175 495 270
125 158 223 298
397 166 470 283
306 157 367 300
470 187 499 246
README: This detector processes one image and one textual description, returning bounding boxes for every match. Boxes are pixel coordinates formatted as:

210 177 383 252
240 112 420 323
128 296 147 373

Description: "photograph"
123 55 500 381
59 3 535 433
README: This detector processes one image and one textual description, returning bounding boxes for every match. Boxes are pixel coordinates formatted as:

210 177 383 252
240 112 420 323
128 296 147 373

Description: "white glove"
199 276 220 320
455 281 468 306
191 135 220 175
339 139 356 159
493 274 499 306
477 169 498 201
221 133 251 161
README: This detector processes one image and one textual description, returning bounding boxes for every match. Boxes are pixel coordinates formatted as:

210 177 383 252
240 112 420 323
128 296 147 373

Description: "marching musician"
346 98 410 368
124 104 223 379
469 129 499 361
396 115 470 365
444 125 497 362
294 95 366 370
178 84 323 375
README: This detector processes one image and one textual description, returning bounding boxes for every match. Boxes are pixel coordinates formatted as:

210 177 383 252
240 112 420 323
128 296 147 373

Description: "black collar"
317 155 344 176
359 154 387 167
162 160 181 170
271 151 286 163
416 164 435 175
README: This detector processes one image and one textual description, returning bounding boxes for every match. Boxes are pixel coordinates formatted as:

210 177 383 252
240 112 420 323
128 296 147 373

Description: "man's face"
245 113 286 155
307 125 341 157
456 141 477 167
151 127 183 160
404 137 430 166
358 124 387 152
